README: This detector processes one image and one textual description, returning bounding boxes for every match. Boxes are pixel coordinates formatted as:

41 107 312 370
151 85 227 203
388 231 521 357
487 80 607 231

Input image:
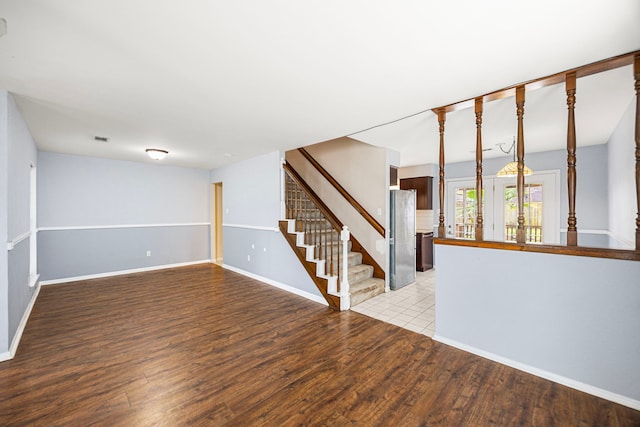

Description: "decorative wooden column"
515 86 526 244
566 72 578 246
635 54 640 250
437 109 446 238
475 98 484 241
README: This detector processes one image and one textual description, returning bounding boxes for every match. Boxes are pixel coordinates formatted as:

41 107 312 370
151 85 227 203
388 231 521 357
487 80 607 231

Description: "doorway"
211 182 223 265
446 171 560 244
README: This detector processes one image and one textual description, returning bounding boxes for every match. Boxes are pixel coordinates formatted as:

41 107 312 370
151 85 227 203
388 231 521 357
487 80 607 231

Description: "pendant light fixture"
146 148 168 160
496 137 532 177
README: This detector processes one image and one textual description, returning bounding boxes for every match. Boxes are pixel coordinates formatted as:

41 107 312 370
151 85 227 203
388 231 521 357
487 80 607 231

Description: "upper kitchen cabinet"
400 176 433 210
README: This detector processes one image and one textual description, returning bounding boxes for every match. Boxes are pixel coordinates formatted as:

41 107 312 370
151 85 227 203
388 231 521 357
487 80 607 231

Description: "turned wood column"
438 109 446 238
635 54 640 250
475 98 484 241
566 72 578 246
515 86 526 244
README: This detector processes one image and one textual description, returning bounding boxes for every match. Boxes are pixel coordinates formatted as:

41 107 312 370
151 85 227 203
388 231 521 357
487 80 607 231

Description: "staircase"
280 169 385 311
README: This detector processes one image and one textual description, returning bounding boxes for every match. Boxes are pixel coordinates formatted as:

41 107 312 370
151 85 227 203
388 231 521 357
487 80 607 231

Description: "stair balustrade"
284 169 350 307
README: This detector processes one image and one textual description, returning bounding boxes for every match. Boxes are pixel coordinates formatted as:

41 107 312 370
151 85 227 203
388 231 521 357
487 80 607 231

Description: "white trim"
38 222 210 231
222 264 328 306
28 273 39 288
222 223 280 232
607 232 634 249
0 282 41 362
432 335 640 411
39 260 211 286
7 230 30 251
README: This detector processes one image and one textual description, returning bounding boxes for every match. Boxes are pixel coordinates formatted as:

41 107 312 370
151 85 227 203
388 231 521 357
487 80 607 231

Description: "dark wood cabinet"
400 176 433 210
416 232 433 271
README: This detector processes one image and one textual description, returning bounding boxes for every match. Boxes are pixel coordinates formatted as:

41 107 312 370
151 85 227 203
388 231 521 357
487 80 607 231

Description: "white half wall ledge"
433 335 640 411
222 264 328 306
39 260 212 286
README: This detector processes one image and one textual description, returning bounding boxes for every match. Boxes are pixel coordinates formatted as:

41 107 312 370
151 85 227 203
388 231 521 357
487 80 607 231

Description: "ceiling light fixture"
496 137 533 177
146 148 168 160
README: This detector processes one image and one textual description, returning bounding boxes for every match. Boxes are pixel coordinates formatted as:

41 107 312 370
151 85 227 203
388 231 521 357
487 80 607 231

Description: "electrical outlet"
146 250 151 257
247 255 251 262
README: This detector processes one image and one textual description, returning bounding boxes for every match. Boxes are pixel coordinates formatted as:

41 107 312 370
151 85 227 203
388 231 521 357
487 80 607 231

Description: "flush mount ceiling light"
146 148 168 160
496 137 533 178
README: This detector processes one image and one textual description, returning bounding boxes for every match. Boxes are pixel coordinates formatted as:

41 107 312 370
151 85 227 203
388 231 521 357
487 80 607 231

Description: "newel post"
340 226 350 311
437 109 446 238
515 86 527 244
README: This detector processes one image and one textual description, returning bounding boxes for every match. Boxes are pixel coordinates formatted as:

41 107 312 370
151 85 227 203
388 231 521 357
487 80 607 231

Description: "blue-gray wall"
607 99 636 249
435 244 640 406
0 91 39 356
210 151 322 300
431 144 610 246
38 152 211 282
0 91 9 354
6 93 38 347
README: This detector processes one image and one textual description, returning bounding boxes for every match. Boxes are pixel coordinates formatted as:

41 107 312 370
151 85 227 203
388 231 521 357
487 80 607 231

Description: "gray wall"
0 91 8 354
6 94 38 345
607 99 636 249
0 92 39 356
210 150 281 227
38 152 211 281
441 144 609 230
435 244 640 404
413 144 609 244
210 151 321 299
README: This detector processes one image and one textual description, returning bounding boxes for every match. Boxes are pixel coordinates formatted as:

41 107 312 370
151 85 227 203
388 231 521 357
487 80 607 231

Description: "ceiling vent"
93 136 109 143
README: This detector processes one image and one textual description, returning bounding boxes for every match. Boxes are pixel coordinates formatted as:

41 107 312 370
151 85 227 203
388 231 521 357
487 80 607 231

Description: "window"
503 184 543 243
446 171 559 244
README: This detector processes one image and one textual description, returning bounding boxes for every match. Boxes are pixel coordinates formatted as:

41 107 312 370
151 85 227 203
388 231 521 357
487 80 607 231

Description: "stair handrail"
283 162 348 305
283 161 385 279
298 147 385 237
283 161 344 231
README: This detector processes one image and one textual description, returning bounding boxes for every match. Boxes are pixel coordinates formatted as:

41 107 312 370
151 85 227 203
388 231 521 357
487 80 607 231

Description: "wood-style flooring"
1 264 638 426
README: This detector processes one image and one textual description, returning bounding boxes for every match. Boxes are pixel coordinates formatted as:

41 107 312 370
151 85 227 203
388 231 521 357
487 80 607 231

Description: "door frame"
445 169 560 244
210 182 223 265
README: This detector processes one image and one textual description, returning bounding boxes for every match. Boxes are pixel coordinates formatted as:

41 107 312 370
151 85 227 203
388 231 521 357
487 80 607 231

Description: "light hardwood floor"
1 264 638 426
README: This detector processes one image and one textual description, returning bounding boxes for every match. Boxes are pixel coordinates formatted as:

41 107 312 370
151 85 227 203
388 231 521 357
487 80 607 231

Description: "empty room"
1 1 639 425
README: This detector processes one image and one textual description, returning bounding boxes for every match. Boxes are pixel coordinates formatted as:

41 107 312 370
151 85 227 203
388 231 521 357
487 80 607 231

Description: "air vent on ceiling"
93 136 109 143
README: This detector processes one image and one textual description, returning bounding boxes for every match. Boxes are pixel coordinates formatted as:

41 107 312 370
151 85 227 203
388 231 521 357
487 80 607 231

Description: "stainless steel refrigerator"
390 189 416 290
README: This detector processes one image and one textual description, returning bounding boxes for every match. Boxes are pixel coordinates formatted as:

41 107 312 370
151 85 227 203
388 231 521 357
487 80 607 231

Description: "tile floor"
351 269 436 337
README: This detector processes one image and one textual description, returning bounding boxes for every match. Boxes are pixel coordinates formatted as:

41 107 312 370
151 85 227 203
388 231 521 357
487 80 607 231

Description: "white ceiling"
0 1 638 169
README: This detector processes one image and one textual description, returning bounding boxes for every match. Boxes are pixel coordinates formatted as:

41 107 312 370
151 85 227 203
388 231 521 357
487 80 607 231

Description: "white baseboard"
222 264 328 306
0 282 42 362
433 334 640 411
39 260 212 286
